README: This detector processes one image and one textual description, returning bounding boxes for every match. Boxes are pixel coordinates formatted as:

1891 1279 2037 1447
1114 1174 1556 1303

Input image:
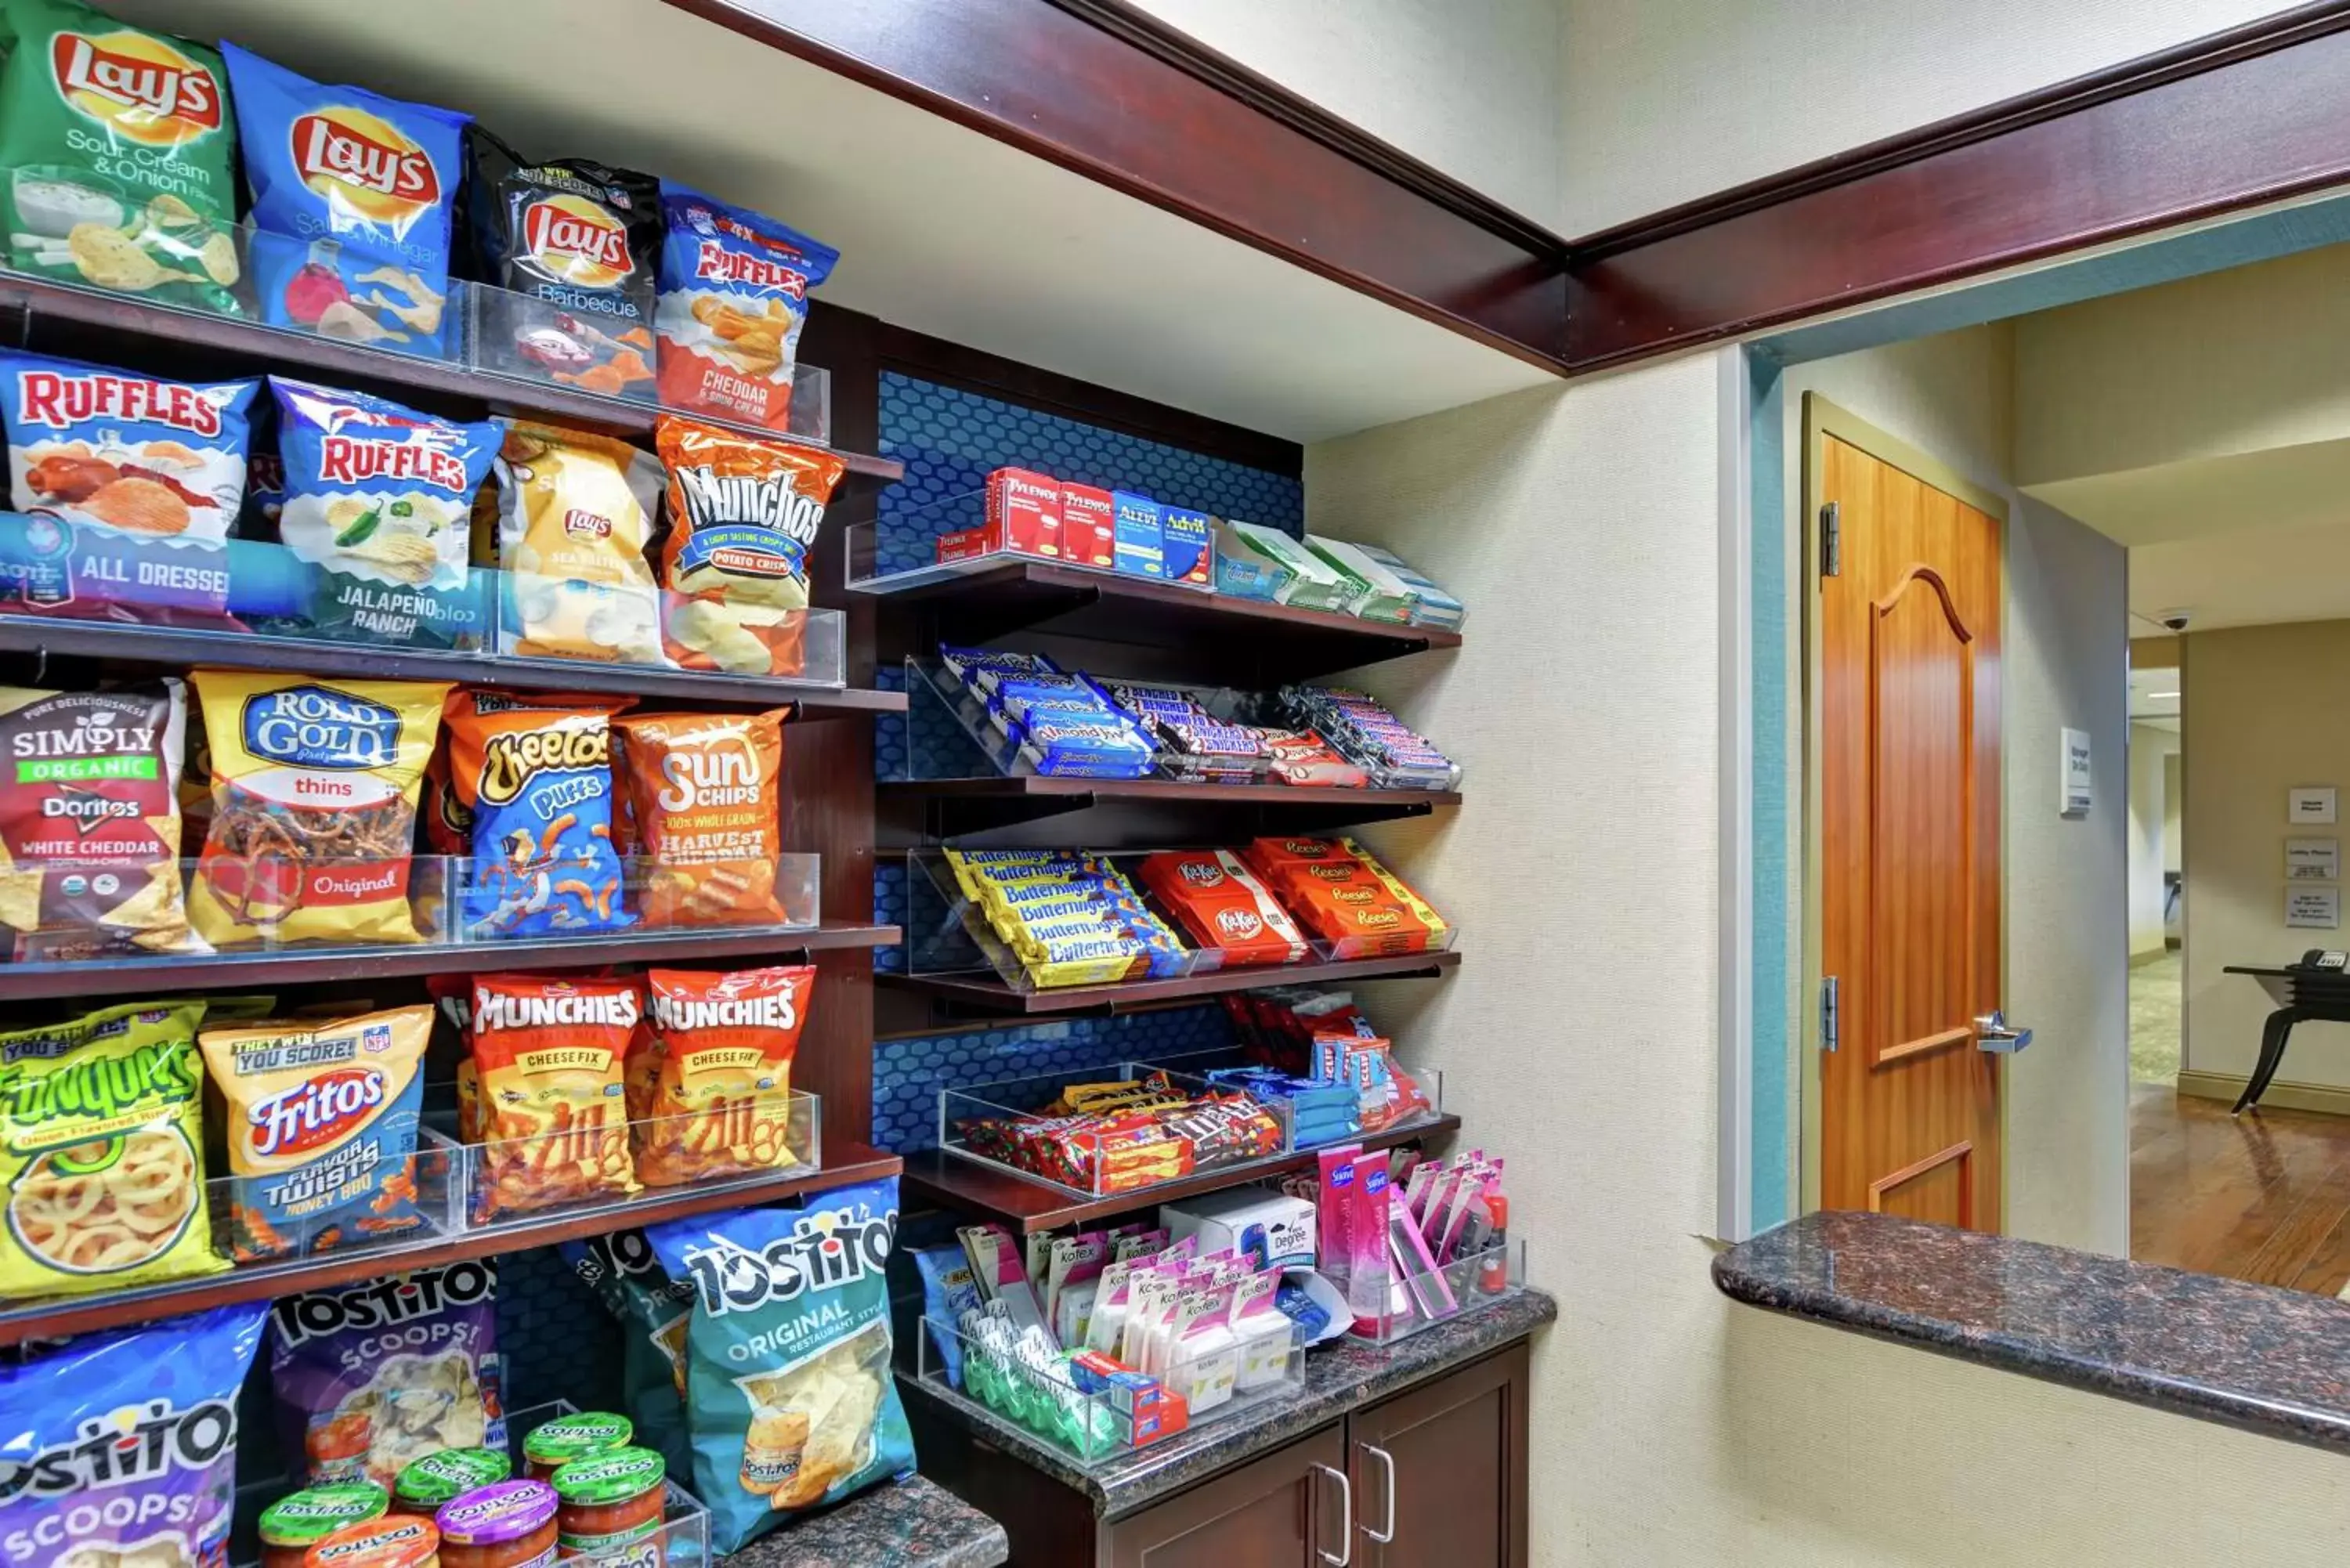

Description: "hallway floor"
2132 1086 2350 1295
2129 950 2182 1084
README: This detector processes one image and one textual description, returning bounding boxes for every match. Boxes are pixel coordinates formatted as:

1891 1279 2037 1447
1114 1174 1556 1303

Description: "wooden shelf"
0 1139 902 1347
877 947 1459 1016
0 921 902 1003
879 775 1458 844
0 271 902 489
903 1115 1461 1233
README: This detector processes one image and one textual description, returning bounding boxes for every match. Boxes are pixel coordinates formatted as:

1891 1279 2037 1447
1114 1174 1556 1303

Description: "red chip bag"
468 972 641 1217
633 966 813 1185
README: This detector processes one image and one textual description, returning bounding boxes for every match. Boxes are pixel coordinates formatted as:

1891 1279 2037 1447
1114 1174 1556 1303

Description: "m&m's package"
654 180 837 432
223 42 468 355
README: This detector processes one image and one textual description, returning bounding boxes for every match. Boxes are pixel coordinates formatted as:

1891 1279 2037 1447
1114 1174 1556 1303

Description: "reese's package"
0 678 199 957
0 999 226 1300
443 688 634 938
188 669 450 948
0 1302 268 1568
647 1178 915 1552
656 415 845 673
494 418 667 667
562 1229 696 1478
468 973 641 1219
222 42 467 354
654 180 837 433
199 1003 431 1261
269 1260 507 1488
613 708 786 927
269 377 498 648
633 966 812 1185
0 0 240 310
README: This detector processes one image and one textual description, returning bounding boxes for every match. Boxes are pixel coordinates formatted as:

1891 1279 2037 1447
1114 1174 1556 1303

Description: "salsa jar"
261 1483 392 1568
306 1514 442 1568
305 1412 375 1484
550 1447 667 1563
395 1448 514 1516
436 1479 559 1568
522 1413 632 1480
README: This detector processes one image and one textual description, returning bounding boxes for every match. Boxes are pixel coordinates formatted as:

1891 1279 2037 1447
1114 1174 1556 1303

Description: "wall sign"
2291 786 2339 825
2289 839 2341 881
2289 888 2342 929
2061 728 2092 815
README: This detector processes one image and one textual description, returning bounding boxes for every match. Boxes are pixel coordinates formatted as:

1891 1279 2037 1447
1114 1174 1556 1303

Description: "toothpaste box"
1216 518 1350 609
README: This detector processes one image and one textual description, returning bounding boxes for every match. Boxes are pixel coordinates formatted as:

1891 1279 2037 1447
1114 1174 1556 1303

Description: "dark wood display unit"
880 948 1462 1017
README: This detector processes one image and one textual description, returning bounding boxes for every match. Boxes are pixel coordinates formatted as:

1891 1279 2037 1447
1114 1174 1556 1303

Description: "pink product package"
1345 1148 1392 1332
1318 1143 1362 1291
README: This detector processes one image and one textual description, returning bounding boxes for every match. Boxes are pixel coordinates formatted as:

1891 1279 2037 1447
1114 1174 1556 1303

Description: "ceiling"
2128 665 2180 729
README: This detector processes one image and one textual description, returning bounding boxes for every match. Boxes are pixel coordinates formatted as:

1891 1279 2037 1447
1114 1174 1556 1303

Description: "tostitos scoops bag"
0 1300 268 1568
647 1178 913 1552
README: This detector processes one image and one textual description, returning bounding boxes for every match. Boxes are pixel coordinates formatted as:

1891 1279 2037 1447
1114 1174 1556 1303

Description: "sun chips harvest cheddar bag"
468 973 640 1218
647 1179 914 1552
613 708 786 927
0 1301 267 1568
0 0 240 310
0 998 225 1299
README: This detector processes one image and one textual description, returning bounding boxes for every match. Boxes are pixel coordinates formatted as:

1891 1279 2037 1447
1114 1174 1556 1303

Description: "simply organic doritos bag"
443 688 634 938
647 1178 914 1552
0 998 226 1299
632 966 812 1186
494 418 667 666
468 972 640 1219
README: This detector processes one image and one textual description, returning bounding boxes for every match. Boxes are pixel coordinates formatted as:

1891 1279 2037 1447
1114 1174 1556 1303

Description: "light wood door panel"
1819 431 2003 1229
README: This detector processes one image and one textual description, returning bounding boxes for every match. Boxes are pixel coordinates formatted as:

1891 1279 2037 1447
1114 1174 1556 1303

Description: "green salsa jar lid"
393 1447 512 1507
259 1483 390 1546
550 1447 667 1508
524 1412 632 1469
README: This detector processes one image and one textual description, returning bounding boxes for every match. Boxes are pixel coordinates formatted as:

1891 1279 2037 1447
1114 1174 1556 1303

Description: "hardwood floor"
2132 1086 2350 1295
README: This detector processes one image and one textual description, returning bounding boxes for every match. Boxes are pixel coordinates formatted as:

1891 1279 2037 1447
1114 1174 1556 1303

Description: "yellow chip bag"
0 999 226 1299
494 419 668 666
186 670 451 948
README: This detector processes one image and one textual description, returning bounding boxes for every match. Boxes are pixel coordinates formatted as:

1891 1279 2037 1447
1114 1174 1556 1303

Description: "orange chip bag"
655 415 845 674
633 966 812 1186
613 709 787 927
468 972 642 1218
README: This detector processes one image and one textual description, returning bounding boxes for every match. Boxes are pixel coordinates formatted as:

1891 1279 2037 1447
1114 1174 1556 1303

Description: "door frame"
1798 394 2012 1220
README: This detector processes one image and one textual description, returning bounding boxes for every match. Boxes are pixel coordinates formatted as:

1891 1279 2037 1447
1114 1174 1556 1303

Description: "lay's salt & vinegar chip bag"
222 42 467 355
0 0 240 311
0 998 226 1299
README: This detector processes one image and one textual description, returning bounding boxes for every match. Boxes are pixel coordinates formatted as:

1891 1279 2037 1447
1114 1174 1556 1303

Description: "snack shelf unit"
877 947 1460 1017
879 775 1461 841
0 1137 902 1348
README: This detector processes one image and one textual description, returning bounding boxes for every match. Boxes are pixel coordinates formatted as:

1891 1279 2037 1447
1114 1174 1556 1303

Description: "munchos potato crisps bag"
494 418 667 667
655 415 844 674
468 973 640 1218
443 689 634 938
653 181 836 433
613 708 786 927
633 966 812 1185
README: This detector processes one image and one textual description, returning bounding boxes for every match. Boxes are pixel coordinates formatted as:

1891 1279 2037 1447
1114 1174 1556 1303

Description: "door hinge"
1820 502 1842 579
1820 976 1840 1053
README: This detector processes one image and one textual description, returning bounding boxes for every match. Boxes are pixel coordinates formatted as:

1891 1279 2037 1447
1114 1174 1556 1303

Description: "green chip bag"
0 0 240 310
563 1229 697 1479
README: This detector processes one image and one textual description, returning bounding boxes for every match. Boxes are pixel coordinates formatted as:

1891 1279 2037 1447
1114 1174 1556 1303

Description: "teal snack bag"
646 1179 914 1552
562 1229 697 1478
0 0 239 310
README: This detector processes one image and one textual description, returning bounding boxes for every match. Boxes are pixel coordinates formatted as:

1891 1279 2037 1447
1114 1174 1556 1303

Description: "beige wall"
2182 621 2350 1088
2131 724 2182 957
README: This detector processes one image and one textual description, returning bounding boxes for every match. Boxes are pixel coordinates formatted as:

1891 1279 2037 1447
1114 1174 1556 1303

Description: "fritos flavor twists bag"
443 689 634 938
655 415 844 674
468 973 641 1219
653 181 836 433
188 670 450 948
613 708 787 927
634 966 813 1185
494 418 667 667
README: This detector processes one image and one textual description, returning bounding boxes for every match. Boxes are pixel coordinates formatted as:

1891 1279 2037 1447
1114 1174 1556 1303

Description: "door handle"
1360 1443 1397 1545
1975 1010 2034 1054
1313 1463 1353 1567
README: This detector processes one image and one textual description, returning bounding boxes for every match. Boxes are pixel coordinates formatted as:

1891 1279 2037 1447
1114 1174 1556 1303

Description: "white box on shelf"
1162 1188 1318 1272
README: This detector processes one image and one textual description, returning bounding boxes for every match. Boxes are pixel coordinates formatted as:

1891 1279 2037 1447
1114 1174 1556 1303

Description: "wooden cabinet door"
1102 1424 1348 1568
1346 1343 1530 1568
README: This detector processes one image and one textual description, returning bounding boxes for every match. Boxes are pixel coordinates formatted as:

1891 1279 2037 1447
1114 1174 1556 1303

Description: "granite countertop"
900 1287 1556 1520
1715 1209 2350 1453
721 1475 1008 1568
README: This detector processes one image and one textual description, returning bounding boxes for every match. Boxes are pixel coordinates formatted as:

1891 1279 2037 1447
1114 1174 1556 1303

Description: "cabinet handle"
1312 1462 1353 1567
1361 1443 1397 1545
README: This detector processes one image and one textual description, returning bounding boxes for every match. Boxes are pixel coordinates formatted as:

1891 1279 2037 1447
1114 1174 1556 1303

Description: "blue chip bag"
443 688 634 938
0 1301 268 1568
563 1229 699 1479
266 376 497 648
222 42 468 356
646 1179 915 1552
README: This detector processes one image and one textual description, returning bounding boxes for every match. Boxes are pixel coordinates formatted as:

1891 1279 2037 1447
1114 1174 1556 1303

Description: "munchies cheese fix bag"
631 965 812 1186
468 972 640 1218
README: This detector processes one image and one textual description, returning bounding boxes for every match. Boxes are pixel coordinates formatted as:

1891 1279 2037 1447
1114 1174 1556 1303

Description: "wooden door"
1816 415 2004 1228
1102 1425 1346 1568
1347 1343 1529 1568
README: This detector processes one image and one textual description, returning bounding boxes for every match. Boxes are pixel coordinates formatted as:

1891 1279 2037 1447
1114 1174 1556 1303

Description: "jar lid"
435 1479 558 1545
260 1483 391 1546
550 1447 666 1508
523 1412 632 1466
304 1515 440 1568
394 1446 512 1506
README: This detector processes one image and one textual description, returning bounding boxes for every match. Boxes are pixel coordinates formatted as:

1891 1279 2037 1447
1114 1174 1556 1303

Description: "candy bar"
1138 850 1310 966
1259 728 1370 788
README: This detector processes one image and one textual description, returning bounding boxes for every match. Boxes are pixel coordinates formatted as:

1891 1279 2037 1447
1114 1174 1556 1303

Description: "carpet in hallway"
2131 951 2182 1085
